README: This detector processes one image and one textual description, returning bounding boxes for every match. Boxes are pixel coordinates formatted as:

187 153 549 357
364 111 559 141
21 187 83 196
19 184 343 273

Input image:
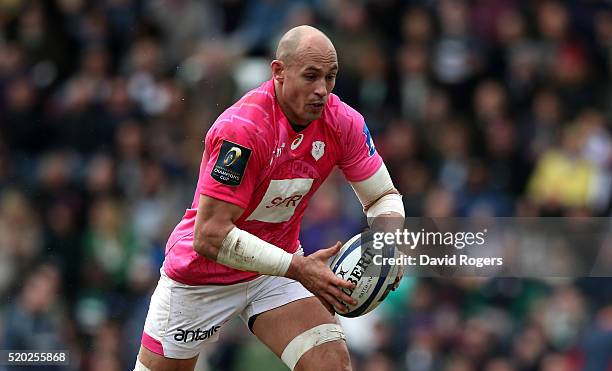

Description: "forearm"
192 197 298 278
351 165 406 255
215 226 294 276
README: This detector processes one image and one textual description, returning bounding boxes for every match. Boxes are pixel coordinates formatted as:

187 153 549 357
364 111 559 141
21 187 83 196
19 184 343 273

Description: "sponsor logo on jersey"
265 194 303 208
363 123 376 157
311 141 325 161
291 134 304 150
174 325 221 343
212 140 252 186
246 178 314 222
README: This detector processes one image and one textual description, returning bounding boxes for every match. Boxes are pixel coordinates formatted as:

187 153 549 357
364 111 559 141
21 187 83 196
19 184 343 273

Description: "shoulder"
208 81 275 145
325 93 365 133
325 94 379 162
324 93 367 144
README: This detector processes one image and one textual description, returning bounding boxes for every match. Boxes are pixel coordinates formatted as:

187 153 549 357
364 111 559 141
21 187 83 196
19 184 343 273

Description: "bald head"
272 25 338 127
276 25 336 66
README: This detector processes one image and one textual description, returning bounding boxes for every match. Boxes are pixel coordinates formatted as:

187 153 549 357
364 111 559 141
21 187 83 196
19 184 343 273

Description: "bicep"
194 194 245 254
197 194 245 224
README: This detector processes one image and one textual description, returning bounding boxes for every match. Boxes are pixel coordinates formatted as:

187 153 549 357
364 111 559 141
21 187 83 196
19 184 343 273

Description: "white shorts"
141 268 313 359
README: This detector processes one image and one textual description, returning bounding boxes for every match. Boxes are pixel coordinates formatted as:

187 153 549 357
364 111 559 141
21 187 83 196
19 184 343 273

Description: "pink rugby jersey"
163 79 383 285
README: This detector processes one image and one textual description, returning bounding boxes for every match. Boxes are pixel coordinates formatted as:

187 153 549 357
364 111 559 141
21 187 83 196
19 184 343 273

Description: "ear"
271 60 285 83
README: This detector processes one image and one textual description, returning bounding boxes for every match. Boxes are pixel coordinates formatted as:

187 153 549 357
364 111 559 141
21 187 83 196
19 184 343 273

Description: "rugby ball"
329 232 400 317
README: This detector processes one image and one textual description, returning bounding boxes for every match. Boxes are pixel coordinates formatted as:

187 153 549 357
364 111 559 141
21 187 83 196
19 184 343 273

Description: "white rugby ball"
329 232 400 317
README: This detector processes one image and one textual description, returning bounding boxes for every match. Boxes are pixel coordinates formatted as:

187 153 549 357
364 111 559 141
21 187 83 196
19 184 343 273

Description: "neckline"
281 112 320 138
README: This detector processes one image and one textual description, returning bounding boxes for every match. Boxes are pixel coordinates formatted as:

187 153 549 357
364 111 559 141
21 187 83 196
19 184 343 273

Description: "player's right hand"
286 242 357 314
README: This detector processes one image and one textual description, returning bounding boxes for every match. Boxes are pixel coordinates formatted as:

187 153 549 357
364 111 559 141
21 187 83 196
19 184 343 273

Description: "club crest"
311 141 325 161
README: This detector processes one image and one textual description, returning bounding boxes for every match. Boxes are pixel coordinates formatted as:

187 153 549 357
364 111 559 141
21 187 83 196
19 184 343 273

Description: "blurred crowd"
0 0 611 370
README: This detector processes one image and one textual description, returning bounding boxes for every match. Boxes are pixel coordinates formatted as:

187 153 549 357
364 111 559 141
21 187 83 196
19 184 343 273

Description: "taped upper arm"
349 163 396 208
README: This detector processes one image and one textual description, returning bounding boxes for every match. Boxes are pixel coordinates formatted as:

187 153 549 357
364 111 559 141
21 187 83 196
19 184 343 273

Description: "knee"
283 323 350 371
294 341 351 371
324 345 351 371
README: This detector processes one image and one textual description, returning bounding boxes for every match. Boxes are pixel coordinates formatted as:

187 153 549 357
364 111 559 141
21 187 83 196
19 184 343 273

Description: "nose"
314 80 327 98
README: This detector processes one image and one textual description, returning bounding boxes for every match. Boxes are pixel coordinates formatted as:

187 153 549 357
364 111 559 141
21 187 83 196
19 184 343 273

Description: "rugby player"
135 25 405 371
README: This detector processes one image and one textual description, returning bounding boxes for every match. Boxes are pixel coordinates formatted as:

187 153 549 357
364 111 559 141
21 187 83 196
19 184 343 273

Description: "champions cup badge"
291 134 304 150
312 141 325 161
212 140 251 186
223 147 242 166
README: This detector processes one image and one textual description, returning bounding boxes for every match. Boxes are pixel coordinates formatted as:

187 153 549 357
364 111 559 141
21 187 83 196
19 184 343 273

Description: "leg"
252 296 351 371
136 270 247 370
136 346 198 371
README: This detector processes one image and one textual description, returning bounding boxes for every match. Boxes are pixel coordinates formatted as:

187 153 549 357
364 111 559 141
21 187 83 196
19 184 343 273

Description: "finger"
329 285 357 306
317 241 343 259
322 292 348 314
332 276 356 291
324 241 343 258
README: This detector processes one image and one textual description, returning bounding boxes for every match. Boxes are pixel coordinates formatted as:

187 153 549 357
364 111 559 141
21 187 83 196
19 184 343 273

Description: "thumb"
320 241 343 259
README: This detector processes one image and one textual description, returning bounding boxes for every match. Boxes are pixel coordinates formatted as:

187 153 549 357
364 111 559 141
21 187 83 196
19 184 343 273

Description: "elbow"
193 223 223 260
365 191 405 219
364 188 400 212
193 234 215 260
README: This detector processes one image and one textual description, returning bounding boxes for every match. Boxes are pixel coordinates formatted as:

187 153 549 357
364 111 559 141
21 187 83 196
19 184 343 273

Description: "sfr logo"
265 195 303 208
246 178 314 223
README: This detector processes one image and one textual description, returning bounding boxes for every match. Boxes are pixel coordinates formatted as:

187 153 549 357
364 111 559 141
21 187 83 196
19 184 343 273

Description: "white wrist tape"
217 227 293 276
367 193 405 218
281 323 346 370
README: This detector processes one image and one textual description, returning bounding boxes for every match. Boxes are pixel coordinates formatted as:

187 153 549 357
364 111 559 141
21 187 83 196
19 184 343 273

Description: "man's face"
274 43 338 126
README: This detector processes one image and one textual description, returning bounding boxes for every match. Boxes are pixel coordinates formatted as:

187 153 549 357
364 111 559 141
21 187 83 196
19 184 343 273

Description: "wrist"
285 255 305 281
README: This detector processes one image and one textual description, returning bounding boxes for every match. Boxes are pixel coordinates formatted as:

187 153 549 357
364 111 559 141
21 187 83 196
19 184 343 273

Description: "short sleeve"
337 114 383 182
198 122 264 209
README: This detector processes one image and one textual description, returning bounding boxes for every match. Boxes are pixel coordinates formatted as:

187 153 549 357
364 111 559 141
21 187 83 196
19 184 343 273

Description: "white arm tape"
350 164 395 206
281 323 346 370
367 193 405 218
350 164 405 218
217 226 293 276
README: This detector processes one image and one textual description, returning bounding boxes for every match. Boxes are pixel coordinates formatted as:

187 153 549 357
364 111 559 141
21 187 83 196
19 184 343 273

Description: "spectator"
0 1 610 369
